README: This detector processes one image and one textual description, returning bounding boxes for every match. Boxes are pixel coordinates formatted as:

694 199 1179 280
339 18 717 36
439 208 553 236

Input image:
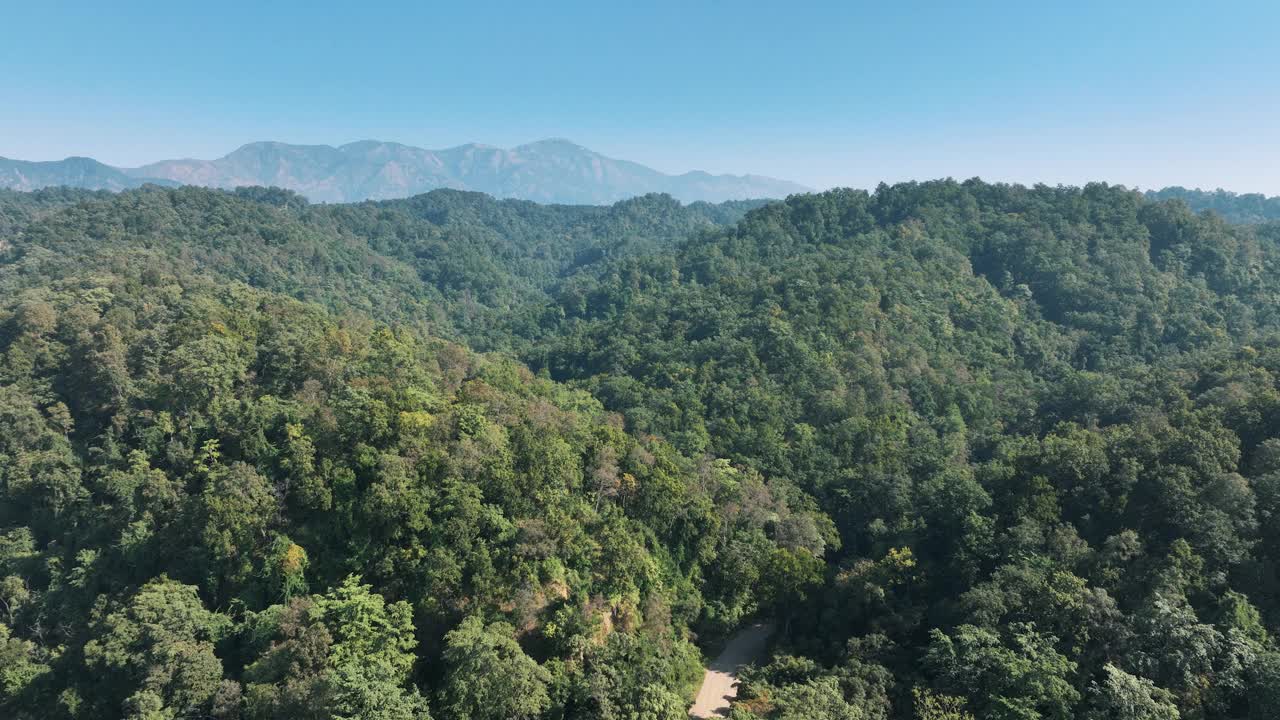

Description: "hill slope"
0 185 805 720
5 181 1280 719
0 186 762 347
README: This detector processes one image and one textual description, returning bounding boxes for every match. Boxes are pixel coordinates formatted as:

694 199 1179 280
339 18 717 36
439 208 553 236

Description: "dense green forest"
3 180 1280 719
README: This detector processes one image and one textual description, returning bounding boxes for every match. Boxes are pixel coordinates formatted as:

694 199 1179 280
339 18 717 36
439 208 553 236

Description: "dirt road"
688 622 774 718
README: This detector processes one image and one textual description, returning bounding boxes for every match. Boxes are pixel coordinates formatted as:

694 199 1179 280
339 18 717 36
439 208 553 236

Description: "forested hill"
1147 186 1280 224
5 180 1280 720
0 187 762 348
0 187 791 720
0 187 114 238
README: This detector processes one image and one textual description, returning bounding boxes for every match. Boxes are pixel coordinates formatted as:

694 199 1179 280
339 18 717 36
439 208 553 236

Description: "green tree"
243 577 429 720
926 622 1080 720
82 578 231 719
1083 665 1178 720
440 614 551 720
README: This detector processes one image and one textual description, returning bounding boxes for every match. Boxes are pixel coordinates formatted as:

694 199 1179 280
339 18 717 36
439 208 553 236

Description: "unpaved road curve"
689 622 774 718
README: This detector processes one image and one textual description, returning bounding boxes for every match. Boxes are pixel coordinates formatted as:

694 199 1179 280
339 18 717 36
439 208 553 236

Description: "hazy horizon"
4 0 1279 194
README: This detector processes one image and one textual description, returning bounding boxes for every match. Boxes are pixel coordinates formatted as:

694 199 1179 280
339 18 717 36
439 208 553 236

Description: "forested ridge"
3 180 1280 719
1146 187 1280 225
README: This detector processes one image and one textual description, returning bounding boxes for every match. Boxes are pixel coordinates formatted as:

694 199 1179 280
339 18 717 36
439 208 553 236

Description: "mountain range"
0 156 178 193
0 139 810 204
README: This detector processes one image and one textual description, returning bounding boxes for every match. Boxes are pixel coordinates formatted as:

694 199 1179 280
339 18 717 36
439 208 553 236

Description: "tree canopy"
4 179 1280 718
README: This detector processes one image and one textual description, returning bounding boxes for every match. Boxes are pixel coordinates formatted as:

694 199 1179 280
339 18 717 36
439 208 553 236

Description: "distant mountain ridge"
0 139 810 204
0 156 177 192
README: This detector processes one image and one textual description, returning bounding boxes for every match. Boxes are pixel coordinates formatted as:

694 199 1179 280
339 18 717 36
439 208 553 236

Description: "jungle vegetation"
3 180 1280 719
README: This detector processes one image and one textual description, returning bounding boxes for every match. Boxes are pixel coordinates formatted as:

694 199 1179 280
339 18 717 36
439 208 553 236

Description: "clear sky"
3 0 1278 193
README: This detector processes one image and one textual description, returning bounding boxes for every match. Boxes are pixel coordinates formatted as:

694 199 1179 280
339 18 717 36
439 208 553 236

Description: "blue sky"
3 0 1278 192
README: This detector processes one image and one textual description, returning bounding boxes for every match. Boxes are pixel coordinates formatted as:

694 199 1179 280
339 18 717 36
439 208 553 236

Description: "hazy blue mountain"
123 138 810 204
0 156 175 192
0 139 807 204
